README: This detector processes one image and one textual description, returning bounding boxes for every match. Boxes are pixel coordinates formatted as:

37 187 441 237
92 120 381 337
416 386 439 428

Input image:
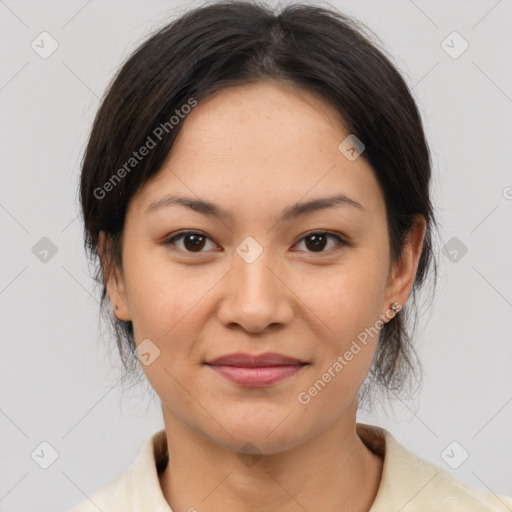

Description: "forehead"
130 81 386 222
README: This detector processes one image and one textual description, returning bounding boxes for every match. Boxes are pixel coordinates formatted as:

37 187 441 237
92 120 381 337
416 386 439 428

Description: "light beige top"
69 423 512 511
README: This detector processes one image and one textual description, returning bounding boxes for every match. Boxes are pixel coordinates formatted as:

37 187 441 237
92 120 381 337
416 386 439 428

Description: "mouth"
205 352 307 367
204 352 309 387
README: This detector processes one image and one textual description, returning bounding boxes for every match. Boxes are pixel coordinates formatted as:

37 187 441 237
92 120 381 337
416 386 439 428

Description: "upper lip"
205 352 307 367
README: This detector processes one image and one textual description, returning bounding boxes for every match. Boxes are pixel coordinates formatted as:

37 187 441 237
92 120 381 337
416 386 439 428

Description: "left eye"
293 231 347 253
164 231 347 254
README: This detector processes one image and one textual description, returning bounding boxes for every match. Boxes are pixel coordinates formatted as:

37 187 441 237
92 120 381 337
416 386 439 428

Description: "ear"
383 214 426 317
98 231 131 322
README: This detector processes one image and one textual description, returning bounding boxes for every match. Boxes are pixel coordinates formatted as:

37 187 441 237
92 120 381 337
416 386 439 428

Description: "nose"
216 250 294 334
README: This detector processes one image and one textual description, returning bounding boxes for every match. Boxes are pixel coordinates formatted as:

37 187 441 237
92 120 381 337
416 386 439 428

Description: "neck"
158 407 383 512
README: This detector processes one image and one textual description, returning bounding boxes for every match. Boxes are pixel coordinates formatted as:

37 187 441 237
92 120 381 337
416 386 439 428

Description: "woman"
71 1 512 510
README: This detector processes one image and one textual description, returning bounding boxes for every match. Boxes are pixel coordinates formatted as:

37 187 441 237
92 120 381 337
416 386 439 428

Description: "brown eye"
293 232 347 253
165 230 347 255
165 231 216 253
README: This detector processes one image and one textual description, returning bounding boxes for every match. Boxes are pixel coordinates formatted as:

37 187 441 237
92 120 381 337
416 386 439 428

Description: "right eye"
163 231 219 253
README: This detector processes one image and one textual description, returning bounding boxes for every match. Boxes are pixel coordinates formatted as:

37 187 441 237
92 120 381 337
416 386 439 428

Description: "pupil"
184 234 205 251
306 234 326 252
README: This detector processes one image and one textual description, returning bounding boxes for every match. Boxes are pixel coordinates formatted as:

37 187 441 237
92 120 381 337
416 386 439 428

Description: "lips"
205 352 307 367
205 352 308 387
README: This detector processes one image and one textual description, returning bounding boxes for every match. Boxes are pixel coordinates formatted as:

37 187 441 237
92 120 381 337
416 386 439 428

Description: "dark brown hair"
79 0 439 405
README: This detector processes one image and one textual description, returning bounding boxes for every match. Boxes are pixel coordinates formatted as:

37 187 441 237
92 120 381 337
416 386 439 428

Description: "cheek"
123 258 213 402
122 246 209 337
293 267 384 409
289 258 388 404
292 256 387 340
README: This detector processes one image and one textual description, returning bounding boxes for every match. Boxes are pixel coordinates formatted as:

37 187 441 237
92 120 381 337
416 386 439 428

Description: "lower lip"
206 364 306 387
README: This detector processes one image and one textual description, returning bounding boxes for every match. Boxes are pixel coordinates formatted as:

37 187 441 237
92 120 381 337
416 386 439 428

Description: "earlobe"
98 231 131 322
384 215 427 314
111 300 131 322
106 264 132 323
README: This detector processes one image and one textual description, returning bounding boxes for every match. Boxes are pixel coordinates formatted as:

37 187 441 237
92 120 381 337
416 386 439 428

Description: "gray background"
1 0 511 510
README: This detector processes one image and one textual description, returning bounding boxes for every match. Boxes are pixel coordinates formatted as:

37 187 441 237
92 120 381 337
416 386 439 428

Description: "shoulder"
66 429 170 512
415 471 512 511
356 423 512 512
67 468 133 512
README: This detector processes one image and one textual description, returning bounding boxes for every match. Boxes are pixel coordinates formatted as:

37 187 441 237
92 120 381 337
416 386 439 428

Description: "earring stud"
390 302 401 314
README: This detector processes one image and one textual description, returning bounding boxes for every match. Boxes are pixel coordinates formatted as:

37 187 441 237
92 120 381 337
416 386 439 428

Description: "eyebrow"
146 193 364 222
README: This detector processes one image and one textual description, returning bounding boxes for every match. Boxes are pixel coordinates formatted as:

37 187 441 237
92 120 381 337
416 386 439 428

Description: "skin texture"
100 81 426 512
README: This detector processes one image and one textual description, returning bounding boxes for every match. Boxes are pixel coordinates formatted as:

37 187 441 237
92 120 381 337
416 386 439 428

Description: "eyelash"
163 230 349 255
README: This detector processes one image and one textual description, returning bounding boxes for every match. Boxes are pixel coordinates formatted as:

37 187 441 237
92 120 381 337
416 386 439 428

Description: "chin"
206 416 309 455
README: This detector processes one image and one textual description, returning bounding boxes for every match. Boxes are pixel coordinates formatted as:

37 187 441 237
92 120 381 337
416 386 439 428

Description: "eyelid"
164 230 350 254
291 230 349 253
164 230 219 253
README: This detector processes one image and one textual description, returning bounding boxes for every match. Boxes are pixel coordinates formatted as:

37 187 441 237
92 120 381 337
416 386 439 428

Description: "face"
102 81 425 454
